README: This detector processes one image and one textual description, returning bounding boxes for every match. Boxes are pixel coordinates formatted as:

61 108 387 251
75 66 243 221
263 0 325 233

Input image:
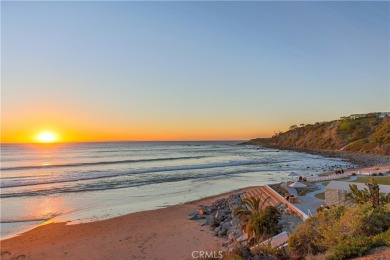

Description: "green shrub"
372 229 390 246
288 217 321 257
359 204 390 235
371 122 390 146
330 207 363 238
344 139 368 151
326 236 373 260
288 204 390 259
346 181 389 207
251 242 290 260
288 207 346 257
351 173 356 176
372 173 378 176
378 172 384 176
380 193 390 205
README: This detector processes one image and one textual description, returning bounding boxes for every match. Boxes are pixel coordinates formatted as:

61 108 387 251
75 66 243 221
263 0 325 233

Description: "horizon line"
0 139 251 145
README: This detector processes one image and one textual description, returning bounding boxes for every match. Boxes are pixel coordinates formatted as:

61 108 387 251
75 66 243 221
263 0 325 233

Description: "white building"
340 112 389 120
349 114 368 119
377 112 390 118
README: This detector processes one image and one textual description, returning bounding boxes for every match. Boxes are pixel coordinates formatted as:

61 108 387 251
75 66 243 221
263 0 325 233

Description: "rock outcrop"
189 192 303 251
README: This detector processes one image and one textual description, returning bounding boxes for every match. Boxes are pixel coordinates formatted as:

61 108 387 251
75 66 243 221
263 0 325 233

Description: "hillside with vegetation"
245 114 390 155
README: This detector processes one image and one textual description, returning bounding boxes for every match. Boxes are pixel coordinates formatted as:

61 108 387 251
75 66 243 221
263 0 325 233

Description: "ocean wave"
0 160 267 189
0 156 207 171
0 218 52 223
0 167 274 198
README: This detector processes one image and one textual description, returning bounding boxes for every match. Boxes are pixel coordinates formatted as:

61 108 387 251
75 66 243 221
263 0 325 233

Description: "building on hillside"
340 114 367 120
377 112 390 118
340 112 390 120
349 114 368 119
325 180 390 207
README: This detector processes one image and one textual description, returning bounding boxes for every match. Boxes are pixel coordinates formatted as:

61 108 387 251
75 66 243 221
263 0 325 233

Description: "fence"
264 185 309 221
306 173 349 182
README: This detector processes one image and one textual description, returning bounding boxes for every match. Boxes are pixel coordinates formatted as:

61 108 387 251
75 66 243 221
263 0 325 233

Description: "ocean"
0 141 353 239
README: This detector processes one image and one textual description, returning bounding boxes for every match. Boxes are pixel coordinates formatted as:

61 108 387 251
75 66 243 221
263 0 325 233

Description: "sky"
1 1 389 143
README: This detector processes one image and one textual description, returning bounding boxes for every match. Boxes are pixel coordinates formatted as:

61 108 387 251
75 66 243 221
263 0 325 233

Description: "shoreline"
242 141 390 168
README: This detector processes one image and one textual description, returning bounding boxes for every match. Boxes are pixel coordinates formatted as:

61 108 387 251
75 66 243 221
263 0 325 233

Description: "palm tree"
233 196 280 239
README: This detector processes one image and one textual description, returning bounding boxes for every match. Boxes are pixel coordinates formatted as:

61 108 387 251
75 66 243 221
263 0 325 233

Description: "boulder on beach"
222 222 231 230
218 228 227 237
236 232 248 242
214 226 221 236
228 231 236 241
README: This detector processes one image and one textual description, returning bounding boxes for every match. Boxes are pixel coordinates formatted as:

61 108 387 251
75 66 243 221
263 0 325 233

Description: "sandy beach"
1 187 255 260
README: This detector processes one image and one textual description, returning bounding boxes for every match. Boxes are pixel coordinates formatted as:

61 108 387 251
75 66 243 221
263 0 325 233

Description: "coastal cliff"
244 114 390 156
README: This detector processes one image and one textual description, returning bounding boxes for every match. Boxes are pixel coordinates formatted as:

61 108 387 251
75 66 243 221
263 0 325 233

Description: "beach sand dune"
1 188 252 260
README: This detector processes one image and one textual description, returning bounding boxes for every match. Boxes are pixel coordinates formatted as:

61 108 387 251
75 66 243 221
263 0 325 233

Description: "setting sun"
37 131 57 143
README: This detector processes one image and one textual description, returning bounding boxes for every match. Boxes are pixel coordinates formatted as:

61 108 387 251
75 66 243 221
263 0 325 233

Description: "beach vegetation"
251 242 290 260
314 192 325 200
326 235 373 259
380 193 390 204
345 184 370 205
288 201 390 259
346 179 389 206
233 197 281 240
372 228 390 246
296 186 318 196
370 122 390 146
224 242 289 260
269 184 288 197
352 176 390 185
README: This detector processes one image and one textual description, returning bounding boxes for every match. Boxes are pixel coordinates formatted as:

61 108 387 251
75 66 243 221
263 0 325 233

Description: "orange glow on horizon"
1 115 277 143
0 98 280 143
1 127 272 144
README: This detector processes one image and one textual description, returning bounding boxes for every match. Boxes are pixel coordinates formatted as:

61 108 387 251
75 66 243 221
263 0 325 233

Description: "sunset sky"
2 1 389 143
